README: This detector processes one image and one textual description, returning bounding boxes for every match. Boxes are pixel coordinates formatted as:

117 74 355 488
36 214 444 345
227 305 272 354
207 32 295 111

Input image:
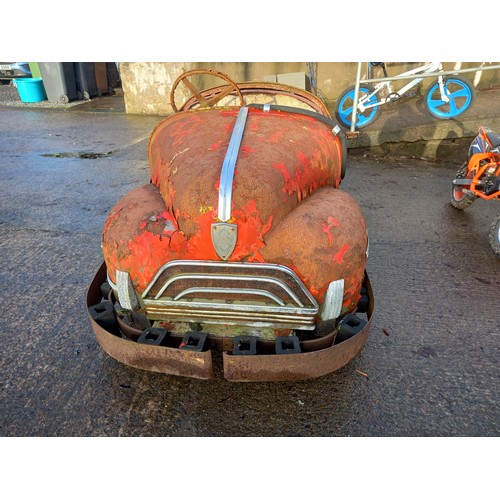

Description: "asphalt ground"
0 102 498 497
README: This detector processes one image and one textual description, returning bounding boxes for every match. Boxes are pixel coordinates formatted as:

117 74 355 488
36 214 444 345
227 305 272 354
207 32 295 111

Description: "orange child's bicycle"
451 126 500 257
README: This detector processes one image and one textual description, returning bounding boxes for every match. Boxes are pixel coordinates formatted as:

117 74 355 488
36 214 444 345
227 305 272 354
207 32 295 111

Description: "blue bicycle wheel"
425 77 475 119
335 85 380 129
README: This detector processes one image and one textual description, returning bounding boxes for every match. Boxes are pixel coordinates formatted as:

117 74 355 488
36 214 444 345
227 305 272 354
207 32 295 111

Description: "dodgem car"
87 69 374 381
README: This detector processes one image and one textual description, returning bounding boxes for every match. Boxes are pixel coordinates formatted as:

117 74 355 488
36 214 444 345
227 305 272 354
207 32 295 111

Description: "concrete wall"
120 62 500 116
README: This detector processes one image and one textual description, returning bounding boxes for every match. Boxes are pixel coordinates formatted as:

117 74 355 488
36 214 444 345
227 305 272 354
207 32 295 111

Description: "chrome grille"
141 260 319 330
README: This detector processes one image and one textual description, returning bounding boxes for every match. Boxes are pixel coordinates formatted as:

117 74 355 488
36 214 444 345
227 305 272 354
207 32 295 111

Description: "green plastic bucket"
15 78 47 103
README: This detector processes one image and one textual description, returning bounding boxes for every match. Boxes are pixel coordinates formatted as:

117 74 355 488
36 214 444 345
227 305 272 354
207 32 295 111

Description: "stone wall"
120 62 500 116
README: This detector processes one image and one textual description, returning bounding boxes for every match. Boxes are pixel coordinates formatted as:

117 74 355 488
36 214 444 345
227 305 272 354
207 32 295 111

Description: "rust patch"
102 184 184 291
261 187 367 311
87 262 374 381
147 108 343 241
105 107 353 303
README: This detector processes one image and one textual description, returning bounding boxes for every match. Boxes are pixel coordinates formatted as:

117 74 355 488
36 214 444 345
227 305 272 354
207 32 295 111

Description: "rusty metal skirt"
87 262 374 382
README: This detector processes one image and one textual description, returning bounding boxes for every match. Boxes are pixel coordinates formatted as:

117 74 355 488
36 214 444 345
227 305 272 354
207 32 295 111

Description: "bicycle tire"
425 76 475 119
335 84 380 129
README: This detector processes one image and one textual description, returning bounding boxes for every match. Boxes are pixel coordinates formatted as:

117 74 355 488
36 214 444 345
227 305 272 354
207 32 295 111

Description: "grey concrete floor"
0 106 498 441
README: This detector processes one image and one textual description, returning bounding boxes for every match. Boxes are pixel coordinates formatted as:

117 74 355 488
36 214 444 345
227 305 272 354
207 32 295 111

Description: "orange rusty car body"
87 69 374 381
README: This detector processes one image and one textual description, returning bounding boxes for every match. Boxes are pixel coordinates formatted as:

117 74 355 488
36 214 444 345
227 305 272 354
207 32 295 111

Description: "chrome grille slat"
153 272 304 306
143 299 317 315
145 310 315 323
144 308 316 329
172 286 286 306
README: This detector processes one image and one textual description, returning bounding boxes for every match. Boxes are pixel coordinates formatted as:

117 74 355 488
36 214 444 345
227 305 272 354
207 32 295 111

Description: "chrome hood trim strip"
217 106 249 222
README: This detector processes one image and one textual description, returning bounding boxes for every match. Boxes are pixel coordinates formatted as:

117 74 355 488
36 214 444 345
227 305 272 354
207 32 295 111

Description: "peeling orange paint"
209 139 226 151
104 106 362 315
333 244 349 264
321 216 341 245
239 145 255 158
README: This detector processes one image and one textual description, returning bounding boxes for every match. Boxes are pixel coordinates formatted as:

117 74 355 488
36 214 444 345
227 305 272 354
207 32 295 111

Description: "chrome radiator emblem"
211 222 237 260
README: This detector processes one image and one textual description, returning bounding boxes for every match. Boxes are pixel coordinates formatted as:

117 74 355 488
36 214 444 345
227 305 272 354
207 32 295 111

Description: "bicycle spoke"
449 88 469 99
429 96 453 112
428 97 445 106
448 98 459 114
342 105 353 117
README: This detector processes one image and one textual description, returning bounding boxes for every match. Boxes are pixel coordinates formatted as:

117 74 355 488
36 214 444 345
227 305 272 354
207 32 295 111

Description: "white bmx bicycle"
335 62 476 129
